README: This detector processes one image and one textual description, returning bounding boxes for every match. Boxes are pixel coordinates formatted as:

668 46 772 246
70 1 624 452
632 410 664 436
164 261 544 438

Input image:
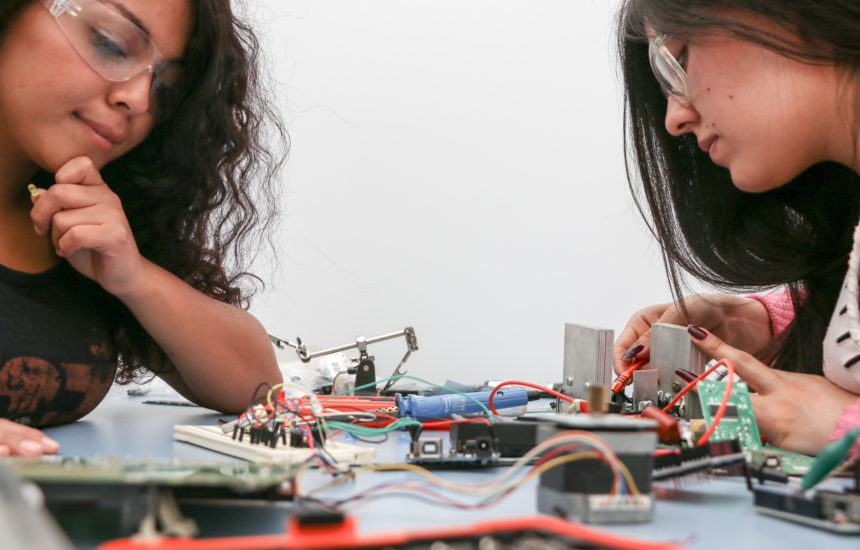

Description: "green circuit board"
697 379 762 450
4 456 296 491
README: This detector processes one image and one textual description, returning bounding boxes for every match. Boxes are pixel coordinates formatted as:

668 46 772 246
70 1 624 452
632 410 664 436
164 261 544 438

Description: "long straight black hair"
616 0 860 373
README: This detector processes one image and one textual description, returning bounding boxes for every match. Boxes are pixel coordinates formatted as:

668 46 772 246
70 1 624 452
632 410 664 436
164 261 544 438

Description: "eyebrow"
104 1 183 63
105 1 151 37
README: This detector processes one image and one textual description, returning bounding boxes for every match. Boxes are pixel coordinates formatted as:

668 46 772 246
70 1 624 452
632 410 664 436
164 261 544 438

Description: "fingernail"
622 343 645 360
41 437 60 452
674 368 697 383
19 440 42 454
687 324 707 340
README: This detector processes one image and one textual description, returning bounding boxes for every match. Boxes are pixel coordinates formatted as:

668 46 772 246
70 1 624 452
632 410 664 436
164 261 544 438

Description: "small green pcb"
697 379 762 450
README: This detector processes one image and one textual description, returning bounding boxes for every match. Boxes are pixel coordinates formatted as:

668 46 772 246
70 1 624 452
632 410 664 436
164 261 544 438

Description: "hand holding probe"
611 359 648 395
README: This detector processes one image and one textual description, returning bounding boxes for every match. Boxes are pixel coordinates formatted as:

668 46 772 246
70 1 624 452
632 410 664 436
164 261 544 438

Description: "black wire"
246 381 274 410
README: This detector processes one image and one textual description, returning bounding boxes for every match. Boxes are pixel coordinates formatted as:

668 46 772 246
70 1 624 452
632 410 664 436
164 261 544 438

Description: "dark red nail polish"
687 325 707 340
674 368 697 383
622 342 645 360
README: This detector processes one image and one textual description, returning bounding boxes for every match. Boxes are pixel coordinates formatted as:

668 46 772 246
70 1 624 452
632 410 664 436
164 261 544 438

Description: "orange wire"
611 359 648 394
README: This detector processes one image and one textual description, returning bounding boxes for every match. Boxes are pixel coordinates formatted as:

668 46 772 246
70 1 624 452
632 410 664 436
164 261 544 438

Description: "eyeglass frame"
41 0 181 106
648 34 691 106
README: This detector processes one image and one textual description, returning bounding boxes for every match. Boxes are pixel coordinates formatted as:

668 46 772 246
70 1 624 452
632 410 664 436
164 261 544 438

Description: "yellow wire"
308 445 642 498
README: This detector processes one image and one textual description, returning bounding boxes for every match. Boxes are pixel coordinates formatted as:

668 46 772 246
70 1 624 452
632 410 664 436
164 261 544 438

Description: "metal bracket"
561 323 613 400
649 323 706 419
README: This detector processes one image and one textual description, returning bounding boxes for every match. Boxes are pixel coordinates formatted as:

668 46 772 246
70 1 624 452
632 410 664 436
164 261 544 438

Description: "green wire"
327 417 423 437
800 424 860 490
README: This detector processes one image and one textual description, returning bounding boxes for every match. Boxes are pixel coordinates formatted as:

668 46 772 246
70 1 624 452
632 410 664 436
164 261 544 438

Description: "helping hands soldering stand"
268 327 418 395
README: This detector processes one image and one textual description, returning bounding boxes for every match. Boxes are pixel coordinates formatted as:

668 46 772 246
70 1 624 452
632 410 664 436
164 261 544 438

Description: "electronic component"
650 324 706 417
490 417 540 457
754 484 860 534
562 323 613 400
696 379 762 450
5 456 296 495
173 425 375 466
652 440 747 482
395 389 527 418
7 456 298 540
632 368 659 410
406 421 502 468
756 445 814 475
407 433 503 468
533 413 657 523
752 434 860 534
640 405 681 444
449 421 498 459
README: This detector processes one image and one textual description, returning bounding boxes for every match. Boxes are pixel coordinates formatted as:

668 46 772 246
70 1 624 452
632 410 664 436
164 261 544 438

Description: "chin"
729 169 787 194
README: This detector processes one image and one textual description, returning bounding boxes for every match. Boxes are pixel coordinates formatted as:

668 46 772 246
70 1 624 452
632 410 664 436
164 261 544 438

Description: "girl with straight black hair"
613 0 860 455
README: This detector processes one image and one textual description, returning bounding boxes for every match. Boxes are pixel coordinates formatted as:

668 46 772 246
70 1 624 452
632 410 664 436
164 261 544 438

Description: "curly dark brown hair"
3 0 288 382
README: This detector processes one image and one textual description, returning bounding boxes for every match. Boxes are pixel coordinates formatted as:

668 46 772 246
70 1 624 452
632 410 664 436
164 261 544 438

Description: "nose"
107 71 153 115
664 95 698 136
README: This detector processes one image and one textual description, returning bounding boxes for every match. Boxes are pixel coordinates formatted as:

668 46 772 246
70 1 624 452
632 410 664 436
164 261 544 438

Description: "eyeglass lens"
51 1 181 104
648 37 688 104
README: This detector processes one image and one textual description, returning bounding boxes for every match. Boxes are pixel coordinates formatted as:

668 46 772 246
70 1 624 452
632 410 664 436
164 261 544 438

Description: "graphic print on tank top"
0 262 119 427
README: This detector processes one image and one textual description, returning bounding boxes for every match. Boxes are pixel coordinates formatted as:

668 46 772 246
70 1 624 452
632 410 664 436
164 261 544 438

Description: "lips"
698 135 718 153
75 113 126 147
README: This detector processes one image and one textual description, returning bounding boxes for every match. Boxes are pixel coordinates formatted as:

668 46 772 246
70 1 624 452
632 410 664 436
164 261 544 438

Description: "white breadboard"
173 424 375 466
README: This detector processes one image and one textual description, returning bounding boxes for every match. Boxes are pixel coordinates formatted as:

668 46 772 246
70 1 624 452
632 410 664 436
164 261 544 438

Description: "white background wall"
246 0 675 386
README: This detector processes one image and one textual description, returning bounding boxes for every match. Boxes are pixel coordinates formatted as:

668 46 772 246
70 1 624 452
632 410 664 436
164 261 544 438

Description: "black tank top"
0 260 119 427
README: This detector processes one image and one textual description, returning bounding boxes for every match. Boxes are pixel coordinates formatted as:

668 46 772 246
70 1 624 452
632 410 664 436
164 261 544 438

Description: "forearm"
721 295 773 354
115 259 282 413
685 293 773 354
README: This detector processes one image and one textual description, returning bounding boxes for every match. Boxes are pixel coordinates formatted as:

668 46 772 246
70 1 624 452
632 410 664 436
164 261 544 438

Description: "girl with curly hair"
0 0 286 455
612 0 860 455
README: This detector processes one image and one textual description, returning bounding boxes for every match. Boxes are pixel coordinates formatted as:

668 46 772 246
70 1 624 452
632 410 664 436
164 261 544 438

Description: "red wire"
488 380 573 415
661 358 735 445
653 448 681 457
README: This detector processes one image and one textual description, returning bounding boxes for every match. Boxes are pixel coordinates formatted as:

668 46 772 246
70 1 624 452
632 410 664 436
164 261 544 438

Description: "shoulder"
822 216 860 392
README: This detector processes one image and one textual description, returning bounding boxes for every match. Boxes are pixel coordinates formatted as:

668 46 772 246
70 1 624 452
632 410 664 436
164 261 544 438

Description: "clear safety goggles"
42 0 182 109
648 34 691 106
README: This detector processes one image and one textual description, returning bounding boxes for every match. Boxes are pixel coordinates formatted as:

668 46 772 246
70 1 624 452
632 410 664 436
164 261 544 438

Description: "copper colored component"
587 384 609 414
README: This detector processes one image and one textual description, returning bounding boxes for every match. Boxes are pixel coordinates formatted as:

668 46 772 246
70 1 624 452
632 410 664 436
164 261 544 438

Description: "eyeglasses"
648 34 690 106
42 0 182 111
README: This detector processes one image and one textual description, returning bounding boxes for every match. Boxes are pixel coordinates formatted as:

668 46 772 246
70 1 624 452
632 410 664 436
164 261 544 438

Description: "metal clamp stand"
268 327 418 395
